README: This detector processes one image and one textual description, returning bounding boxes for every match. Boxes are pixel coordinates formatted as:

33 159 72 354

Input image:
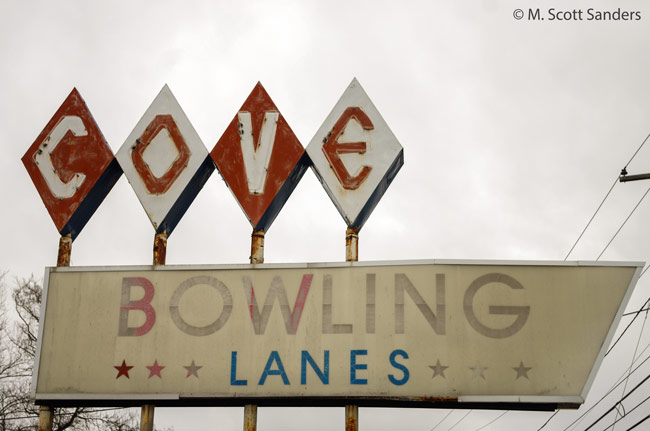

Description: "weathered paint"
33 260 642 408
38 406 53 431
22 88 122 240
345 228 359 263
140 404 154 431
250 229 265 264
115 85 214 236
244 404 257 431
153 231 167 266
56 234 72 267
211 82 309 232
345 405 358 431
306 78 404 230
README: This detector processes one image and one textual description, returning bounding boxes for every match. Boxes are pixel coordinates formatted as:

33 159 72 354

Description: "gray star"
513 361 532 380
184 360 202 378
469 362 487 380
429 360 449 379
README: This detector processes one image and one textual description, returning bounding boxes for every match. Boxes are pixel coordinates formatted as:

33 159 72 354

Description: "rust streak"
153 231 167 265
244 404 257 431
140 405 154 431
56 234 72 267
345 405 358 431
345 227 359 262
250 229 264 264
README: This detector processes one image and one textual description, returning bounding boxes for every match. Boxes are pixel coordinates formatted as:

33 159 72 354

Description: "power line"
564 132 650 260
607 297 650 356
447 410 472 430
625 413 650 431
611 307 649 430
472 411 508 431
560 341 650 431
596 186 650 260
603 393 650 431
429 410 453 431
582 372 650 431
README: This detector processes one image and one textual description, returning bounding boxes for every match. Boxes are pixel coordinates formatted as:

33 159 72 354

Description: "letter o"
170 276 233 336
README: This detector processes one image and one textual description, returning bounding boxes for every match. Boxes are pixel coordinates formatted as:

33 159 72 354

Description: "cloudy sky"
3 0 650 429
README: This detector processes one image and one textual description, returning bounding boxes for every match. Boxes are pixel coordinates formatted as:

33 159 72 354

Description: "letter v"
238 111 278 194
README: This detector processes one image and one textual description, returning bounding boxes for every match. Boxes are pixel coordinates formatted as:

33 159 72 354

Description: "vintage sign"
115 85 214 235
32 260 641 408
22 88 122 239
211 82 309 232
306 78 404 230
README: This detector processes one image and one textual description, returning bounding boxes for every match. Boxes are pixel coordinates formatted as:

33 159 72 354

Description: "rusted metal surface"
345 405 358 431
243 404 257 431
56 234 72 267
22 88 121 239
153 231 167 265
38 406 53 431
345 227 358 262
211 82 308 231
140 404 154 431
250 229 264 264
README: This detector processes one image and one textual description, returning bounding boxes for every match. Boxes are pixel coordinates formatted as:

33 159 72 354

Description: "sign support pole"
345 227 359 431
139 231 167 431
39 233 73 430
244 229 264 431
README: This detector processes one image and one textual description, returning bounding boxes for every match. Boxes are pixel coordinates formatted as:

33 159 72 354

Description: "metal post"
345 405 358 431
140 404 154 431
38 234 73 429
56 234 72 267
251 229 264 264
153 230 167 265
139 232 166 431
38 406 54 431
244 229 263 431
345 227 359 431
244 404 257 431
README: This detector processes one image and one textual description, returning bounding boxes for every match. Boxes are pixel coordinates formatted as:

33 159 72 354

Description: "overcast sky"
3 0 650 430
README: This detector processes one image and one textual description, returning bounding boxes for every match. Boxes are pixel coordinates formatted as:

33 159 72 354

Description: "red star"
146 360 165 379
114 360 133 379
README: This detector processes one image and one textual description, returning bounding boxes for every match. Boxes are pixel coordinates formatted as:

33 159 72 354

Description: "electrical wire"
447 410 472 430
603 393 650 431
596 186 650 260
472 411 508 431
564 132 650 261
429 410 453 431
564 177 619 260
582 372 650 431
559 341 650 431
624 413 650 431
607 297 650 356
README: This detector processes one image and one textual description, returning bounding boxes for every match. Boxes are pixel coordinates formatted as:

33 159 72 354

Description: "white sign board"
33 260 641 408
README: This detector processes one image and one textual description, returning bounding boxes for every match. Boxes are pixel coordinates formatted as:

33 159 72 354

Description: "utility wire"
565 177 619 260
564 132 650 261
472 411 508 431
429 410 453 431
582 372 650 431
597 186 650 260
447 410 472 430
625 413 650 431
603 393 650 431
559 341 650 431
611 307 649 430
607 297 650 356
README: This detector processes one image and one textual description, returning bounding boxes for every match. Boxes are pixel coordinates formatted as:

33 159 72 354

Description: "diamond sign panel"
211 82 309 232
306 78 404 230
116 85 214 236
22 88 121 240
